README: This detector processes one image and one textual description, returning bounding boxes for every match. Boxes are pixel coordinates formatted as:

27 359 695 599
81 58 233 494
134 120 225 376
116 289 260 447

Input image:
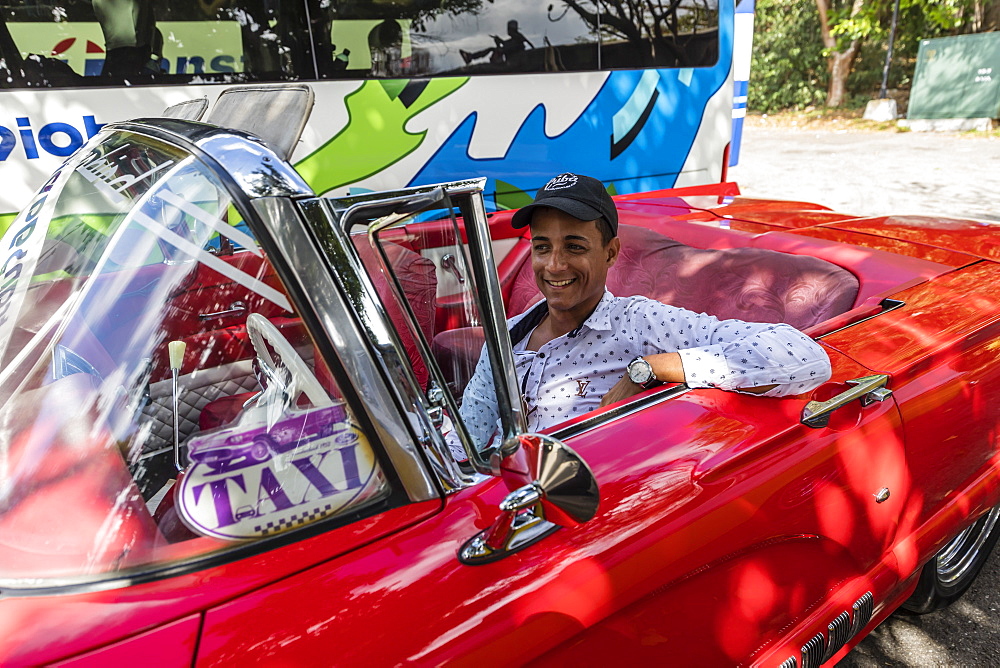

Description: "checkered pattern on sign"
255 503 335 536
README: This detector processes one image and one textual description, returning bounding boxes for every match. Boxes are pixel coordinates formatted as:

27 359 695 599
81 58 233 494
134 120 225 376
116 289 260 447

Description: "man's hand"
601 352 685 407
600 376 644 407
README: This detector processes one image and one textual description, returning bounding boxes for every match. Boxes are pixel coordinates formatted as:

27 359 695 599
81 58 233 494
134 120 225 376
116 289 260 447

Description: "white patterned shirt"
457 290 831 450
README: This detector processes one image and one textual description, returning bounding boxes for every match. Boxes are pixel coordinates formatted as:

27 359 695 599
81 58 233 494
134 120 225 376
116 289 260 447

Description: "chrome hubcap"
936 506 1000 585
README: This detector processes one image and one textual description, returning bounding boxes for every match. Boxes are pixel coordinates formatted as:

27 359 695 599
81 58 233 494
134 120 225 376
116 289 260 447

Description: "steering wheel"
245 313 330 408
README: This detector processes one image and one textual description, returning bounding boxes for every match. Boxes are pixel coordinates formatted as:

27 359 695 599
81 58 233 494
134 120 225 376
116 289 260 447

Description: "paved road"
730 122 1000 223
730 121 1000 666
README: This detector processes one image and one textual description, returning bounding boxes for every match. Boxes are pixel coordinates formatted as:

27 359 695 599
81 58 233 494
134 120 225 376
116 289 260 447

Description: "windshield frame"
321 179 527 479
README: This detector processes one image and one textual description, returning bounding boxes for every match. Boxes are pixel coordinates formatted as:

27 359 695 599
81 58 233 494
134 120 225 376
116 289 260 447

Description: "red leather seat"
507 224 859 329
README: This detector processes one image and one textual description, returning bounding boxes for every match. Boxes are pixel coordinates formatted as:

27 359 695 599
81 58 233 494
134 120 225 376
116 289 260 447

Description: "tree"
749 0 829 112
556 0 720 66
970 0 1000 30
815 0 982 107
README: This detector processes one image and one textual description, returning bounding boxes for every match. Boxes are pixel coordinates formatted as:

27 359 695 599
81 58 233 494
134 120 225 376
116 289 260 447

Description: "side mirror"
458 433 599 565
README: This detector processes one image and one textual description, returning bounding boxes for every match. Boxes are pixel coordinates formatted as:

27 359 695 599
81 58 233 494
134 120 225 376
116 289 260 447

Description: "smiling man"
457 172 832 450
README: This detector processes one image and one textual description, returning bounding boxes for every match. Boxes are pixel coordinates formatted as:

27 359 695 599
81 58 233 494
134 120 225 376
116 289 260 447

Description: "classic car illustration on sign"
1 85 1000 667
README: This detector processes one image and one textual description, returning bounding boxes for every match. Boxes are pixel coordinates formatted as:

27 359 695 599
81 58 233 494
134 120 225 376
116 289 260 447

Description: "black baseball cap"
510 173 618 235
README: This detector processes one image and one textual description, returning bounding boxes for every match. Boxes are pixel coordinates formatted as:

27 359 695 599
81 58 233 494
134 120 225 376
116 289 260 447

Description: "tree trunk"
815 0 867 108
826 40 861 107
984 0 1000 31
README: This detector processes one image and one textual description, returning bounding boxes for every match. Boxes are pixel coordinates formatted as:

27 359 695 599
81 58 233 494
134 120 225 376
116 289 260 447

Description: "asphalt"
730 121 1000 223
729 120 1000 666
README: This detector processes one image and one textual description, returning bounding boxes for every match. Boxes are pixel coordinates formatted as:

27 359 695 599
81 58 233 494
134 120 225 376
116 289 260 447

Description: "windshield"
0 131 389 588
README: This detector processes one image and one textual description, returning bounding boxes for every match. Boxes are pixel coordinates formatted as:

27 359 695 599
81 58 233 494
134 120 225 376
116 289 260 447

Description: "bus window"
0 0 315 86
323 1 718 79
598 0 720 69
327 3 598 78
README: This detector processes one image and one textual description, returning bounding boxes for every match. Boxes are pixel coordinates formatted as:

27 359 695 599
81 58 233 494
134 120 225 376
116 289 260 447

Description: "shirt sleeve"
632 301 832 397
456 343 502 450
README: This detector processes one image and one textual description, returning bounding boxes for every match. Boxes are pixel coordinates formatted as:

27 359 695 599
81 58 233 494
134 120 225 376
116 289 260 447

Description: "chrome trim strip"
816 298 905 339
850 591 875 638
462 185 528 444
823 611 852 661
551 384 693 442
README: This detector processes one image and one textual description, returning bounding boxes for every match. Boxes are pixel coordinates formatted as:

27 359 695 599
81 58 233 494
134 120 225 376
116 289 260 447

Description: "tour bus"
0 0 753 234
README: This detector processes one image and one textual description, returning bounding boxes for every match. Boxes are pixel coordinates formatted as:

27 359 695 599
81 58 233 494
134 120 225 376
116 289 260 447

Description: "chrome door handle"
199 300 247 320
441 253 465 284
801 374 892 428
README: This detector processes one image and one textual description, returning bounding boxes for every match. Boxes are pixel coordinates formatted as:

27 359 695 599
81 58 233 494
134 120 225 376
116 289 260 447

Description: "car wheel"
250 435 276 461
902 504 1000 614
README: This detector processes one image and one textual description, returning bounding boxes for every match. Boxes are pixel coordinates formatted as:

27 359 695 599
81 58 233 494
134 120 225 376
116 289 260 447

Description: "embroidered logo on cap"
544 173 578 191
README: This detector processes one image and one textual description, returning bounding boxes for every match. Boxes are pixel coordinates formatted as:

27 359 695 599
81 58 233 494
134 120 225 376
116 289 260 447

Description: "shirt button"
538 352 546 359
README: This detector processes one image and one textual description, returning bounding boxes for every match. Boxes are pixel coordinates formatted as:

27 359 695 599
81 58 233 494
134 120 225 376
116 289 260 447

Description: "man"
457 173 832 451
461 20 534 66
93 0 157 79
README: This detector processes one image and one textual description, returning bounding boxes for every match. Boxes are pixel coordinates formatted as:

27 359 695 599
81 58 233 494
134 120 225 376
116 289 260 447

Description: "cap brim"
510 197 605 229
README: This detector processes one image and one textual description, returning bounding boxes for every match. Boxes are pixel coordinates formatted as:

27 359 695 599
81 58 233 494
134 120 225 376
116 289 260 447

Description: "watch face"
629 358 653 385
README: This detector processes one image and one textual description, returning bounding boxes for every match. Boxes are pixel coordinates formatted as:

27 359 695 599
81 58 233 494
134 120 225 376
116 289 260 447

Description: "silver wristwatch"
627 356 658 389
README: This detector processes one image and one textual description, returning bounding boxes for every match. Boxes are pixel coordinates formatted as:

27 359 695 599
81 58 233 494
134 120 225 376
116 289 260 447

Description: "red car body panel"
53 615 202 667
822 262 1000 543
777 225 978 268
0 502 439 665
825 215 1000 262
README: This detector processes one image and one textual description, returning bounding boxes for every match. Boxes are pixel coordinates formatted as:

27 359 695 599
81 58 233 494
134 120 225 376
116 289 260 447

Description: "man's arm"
602 303 831 406
600 351 776 406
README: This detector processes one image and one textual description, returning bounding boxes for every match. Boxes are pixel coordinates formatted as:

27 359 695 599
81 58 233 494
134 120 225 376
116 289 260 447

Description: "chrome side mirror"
458 433 599 565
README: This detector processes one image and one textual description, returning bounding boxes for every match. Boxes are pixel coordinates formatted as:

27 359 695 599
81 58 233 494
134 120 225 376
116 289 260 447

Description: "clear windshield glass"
0 131 389 587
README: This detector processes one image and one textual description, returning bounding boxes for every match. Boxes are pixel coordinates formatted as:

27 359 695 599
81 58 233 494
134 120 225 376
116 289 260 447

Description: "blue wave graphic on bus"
408 68 724 201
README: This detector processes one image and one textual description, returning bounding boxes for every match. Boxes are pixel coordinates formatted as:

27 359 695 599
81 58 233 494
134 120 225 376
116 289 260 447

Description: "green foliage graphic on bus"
294 78 468 196
0 214 16 237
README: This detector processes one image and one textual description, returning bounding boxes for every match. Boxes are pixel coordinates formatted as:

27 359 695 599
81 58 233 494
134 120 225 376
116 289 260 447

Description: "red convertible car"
1 86 999 667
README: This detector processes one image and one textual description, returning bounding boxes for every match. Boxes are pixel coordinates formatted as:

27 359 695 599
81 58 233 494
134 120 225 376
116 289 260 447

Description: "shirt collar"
569 289 615 336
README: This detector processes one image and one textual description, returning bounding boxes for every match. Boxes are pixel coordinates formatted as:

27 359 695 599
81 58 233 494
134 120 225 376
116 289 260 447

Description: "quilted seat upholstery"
507 224 859 330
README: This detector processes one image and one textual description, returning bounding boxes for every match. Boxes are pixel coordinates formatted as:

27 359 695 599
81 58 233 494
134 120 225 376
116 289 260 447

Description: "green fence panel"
908 33 1000 120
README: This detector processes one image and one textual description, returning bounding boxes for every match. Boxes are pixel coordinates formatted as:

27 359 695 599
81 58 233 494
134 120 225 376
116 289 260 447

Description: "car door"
525 345 907 666
192 355 906 666
818 262 1000 575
